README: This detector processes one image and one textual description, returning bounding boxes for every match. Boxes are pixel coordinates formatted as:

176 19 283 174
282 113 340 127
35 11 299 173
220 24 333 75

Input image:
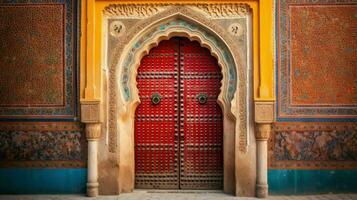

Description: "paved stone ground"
0 191 356 200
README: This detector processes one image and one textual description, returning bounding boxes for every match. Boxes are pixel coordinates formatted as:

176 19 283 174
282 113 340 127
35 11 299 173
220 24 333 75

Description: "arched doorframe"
104 6 256 196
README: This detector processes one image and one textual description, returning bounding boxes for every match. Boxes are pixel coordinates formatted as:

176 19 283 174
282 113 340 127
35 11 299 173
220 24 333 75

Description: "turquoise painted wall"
0 168 86 194
269 169 357 195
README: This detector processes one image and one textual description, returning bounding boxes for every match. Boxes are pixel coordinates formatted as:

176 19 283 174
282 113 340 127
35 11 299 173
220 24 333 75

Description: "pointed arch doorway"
134 37 223 190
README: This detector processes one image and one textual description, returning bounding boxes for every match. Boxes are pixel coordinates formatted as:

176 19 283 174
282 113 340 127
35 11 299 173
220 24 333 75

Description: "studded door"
135 37 223 189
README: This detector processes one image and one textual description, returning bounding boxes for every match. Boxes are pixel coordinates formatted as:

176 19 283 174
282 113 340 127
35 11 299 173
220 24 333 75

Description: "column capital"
85 123 101 140
256 123 271 141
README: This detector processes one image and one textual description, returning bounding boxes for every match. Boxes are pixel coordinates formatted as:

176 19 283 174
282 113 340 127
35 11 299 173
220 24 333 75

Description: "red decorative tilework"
276 0 357 119
0 5 64 106
290 5 357 106
269 122 357 169
0 0 78 119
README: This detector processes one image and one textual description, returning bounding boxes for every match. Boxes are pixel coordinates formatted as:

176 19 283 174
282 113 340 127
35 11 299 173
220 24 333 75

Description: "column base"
87 182 99 197
256 183 268 198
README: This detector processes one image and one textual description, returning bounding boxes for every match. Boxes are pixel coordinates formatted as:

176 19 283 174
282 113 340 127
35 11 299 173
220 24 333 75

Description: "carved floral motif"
103 3 251 18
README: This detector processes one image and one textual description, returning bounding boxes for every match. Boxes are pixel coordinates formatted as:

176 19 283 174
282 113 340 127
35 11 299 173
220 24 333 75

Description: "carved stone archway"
99 4 257 197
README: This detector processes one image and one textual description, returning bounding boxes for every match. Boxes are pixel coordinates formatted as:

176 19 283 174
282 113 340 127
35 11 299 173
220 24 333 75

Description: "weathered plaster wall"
272 0 357 194
0 0 85 194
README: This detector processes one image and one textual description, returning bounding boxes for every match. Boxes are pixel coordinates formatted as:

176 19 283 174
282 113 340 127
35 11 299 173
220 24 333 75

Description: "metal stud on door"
135 37 223 189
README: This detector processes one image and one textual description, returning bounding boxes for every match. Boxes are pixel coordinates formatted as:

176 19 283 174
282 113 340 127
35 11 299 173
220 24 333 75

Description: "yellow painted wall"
80 0 274 103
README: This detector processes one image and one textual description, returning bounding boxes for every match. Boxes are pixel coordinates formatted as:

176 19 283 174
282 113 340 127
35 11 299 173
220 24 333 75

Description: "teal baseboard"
268 169 357 195
0 168 87 194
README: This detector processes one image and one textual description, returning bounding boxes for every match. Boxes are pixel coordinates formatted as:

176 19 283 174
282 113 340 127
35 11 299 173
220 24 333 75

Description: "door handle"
151 92 162 105
196 93 208 104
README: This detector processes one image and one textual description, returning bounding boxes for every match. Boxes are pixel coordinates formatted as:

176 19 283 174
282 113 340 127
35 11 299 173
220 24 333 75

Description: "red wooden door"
135 37 223 189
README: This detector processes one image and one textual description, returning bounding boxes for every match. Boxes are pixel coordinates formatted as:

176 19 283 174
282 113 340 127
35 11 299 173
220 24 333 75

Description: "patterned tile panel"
269 122 357 169
0 0 78 120
0 122 86 168
276 0 357 120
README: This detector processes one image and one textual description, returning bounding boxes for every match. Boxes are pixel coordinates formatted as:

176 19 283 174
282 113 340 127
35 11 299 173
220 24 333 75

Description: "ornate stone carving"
85 123 101 140
256 123 271 141
228 23 243 37
119 19 237 102
110 21 125 38
193 4 251 18
103 4 170 18
103 3 251 18
106 5 249 153
81 100 101 123
255 101 274 123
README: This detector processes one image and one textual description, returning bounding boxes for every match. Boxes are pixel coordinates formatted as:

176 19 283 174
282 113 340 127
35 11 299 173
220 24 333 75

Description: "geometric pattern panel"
0 0 78 120
276 0 357 120
269 122 357 169
0 122 86 168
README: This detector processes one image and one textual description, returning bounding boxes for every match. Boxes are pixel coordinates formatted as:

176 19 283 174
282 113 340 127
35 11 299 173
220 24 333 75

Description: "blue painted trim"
0 168 86 194
269 169 357 195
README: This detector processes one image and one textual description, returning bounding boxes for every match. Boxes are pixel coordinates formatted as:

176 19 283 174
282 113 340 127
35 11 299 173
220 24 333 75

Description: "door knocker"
151 92 162 105
196 93 208 104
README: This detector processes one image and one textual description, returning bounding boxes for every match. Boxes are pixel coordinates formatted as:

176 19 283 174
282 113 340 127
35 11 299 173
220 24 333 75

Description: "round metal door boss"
151 92 162 105
196 93 208 104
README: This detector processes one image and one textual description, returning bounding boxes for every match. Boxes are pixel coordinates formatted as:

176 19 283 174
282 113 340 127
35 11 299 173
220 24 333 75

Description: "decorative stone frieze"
103 3 251 18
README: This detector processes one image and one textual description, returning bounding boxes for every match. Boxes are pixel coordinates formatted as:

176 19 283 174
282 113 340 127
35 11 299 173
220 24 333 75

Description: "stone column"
86 123 101 197
254 102 274 198
255 123 271 198
80 100 101 197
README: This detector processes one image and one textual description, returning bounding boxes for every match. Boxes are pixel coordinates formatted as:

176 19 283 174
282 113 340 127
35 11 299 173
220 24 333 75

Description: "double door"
134 37 223 189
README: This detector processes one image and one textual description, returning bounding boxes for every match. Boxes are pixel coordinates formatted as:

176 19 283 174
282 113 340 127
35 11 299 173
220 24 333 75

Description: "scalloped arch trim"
119 18 237 105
